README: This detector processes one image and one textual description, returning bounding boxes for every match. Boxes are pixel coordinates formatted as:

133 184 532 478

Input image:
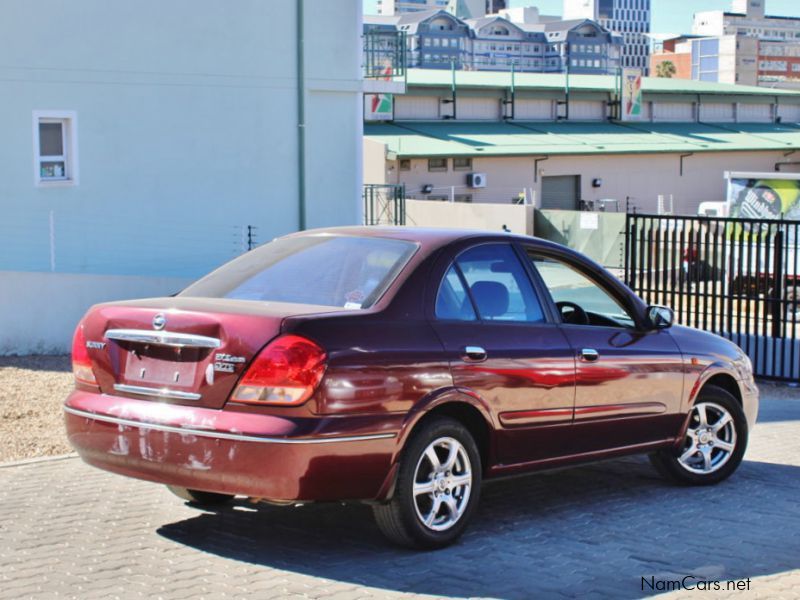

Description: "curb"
0 453 78 469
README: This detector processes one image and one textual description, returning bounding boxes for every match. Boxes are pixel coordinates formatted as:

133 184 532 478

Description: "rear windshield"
180 234 418 309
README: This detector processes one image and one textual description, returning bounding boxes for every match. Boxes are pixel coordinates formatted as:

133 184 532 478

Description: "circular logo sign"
152 313 166 330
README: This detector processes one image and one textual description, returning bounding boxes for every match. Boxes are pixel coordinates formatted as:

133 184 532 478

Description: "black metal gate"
624 213 800 382
363 184 406 226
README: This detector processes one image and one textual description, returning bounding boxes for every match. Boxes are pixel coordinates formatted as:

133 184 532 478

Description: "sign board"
727 174 800 220
365 93 393 121
579 212 599 230
364 61 394 121
725 172 800 238
620 68 643 121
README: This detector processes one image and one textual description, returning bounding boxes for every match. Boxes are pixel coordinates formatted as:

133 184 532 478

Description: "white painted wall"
395 95 442 120
737 103 772 122
387 150 800 215
700 102 735 123
515 99 554 120
0 0 363 278
389 92 793 124
0 0 364 354
653 102 695 122
0 271 192 355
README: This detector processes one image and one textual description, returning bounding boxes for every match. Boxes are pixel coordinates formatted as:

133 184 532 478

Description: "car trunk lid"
80 297 342 409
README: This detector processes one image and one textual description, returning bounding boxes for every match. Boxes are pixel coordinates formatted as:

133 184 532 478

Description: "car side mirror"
647 305 674 330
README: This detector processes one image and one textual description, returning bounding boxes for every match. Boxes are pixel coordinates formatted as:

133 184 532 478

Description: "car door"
428 241 576 466
524 249 685 454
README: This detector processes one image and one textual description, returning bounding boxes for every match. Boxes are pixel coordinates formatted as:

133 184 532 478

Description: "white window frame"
33 110 79 187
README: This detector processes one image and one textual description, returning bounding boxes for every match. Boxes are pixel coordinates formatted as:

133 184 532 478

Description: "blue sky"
363 1 800 34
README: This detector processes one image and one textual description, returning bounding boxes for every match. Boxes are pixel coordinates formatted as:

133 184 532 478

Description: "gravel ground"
0 355 73 463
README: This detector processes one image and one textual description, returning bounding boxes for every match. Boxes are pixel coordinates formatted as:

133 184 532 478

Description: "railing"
625 212 800 382
364 184 406 226
363 30 406 79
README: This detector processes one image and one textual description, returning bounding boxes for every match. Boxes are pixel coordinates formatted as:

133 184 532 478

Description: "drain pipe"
296 0 307 230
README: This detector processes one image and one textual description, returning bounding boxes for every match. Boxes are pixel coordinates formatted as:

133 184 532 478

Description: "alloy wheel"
677 401 737 475
412 436 472 532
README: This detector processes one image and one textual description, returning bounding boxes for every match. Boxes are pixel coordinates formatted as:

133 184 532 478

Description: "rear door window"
435 243 545 323
181 235 417 309
436 266 477 321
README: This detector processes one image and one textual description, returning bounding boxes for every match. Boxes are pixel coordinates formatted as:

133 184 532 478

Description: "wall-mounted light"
592 178 603 188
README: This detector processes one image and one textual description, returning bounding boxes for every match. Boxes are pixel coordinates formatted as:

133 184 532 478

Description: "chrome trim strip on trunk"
113 383 202 401
104 329 221 349
63 406 398 445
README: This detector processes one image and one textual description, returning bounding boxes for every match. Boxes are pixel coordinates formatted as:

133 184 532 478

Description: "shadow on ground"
158 450 800 599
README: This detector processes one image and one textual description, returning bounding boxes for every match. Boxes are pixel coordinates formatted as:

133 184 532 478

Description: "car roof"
288 226 543 248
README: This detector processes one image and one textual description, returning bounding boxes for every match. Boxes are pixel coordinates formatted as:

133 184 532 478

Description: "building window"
428 158 447 172
399 159 411 171
33 111 78 186
453 157 472 171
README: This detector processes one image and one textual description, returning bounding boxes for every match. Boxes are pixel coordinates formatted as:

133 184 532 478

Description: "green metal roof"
397 68 800 98
365 121 800 158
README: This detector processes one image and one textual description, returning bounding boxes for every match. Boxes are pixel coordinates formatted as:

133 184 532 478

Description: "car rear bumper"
64 390 401 502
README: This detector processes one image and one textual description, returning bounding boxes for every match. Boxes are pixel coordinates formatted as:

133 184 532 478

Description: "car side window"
529 254 634 328
446 244 545 323
435 266 477 321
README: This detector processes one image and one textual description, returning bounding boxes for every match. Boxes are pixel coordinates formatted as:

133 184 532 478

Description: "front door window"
529 255 634 328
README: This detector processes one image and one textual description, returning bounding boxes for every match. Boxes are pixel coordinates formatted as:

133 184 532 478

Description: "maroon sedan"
65 228 758 548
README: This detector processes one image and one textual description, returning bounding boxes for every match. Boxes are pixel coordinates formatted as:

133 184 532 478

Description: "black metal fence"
364 184 406 226
625 213 800 382
363 30 406 79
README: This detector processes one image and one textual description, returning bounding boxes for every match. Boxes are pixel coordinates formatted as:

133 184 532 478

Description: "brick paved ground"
1 385 799 600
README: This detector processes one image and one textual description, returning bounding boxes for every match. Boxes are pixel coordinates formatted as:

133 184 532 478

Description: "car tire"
373 416 481 549
650 385 748 486
166 485 235 506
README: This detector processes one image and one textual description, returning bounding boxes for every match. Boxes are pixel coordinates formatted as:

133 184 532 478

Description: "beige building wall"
379 150 800 214
364 138 389 184
405 200 533 234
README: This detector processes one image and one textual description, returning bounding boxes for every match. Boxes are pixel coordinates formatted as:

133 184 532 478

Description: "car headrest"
470 281 509 319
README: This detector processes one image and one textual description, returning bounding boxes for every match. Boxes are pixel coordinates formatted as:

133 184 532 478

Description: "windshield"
181 234 418 309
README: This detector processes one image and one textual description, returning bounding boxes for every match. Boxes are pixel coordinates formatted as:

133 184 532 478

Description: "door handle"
580 348 599 362
462 346 488 363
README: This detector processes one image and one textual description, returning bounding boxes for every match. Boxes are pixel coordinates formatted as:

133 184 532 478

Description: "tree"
656 60 677 78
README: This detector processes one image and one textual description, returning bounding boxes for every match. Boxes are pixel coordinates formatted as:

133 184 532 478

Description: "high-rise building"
692 0 800 88
486 0 507 14
563 0 651 72
377 0 486 19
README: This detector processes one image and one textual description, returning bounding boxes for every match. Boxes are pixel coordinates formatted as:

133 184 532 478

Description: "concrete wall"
405 200 534 235
0 0 364 354
386 150 800 214
0 0 363 279
364 138 389 185
0 271 191 355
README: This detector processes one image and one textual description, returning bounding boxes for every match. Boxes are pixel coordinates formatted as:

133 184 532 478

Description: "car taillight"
230 335 327 406
71 325 98 386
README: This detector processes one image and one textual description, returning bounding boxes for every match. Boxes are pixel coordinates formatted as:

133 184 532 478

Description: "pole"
510 61 515 120
296 0 307 230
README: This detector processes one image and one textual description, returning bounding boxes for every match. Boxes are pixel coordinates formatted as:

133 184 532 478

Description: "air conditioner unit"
467 173 487 188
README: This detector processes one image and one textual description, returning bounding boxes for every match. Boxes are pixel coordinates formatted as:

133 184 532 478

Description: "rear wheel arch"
415 402 492 472
394 393 494 473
